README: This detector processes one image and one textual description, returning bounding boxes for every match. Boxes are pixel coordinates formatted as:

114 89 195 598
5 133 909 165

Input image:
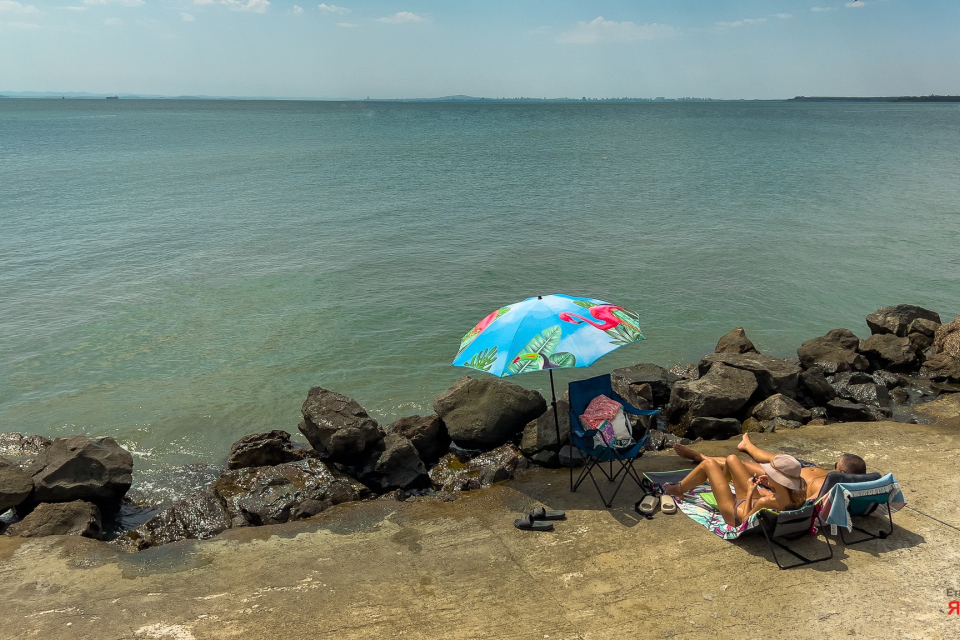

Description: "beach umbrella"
452 293 646 446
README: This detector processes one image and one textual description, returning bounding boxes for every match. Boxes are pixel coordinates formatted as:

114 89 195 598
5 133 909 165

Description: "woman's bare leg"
674 443 763 476
664 458 739 525
737 433 776 464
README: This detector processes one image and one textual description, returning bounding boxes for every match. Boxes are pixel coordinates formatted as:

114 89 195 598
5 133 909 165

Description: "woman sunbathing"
663 453 807 528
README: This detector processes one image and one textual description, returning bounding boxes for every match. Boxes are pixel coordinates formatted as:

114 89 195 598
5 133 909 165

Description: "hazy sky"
2 0 959 98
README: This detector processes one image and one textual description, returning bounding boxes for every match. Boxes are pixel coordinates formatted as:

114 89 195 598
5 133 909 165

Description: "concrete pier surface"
2 417 959 640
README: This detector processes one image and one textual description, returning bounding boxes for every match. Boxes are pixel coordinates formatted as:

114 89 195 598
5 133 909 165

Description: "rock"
714 327 759 355
914 394 960 421
890 388 910 404
612 364 680 407
428 444 528 492
866 305 941 337
742 417 764 433
227 430 308 470
299 387 384 465
908 332 935 354
213 459 372 527
810 406 828 421
920 354 960 383
6 500 101 538
433 376 546 450
807 418 827 426
909 317 940 337
26 436 133 506
371 434 429 491
826 399 892 422
698 353 801 399
0 458 33 512
871 370 907 389
291 499 331 520
859 334 918 372
557 445 584 467
797 329 869 374
0 433 52 460
666 365 757 435
766 418 803 431
832 372 891 407
688 417 741 440
750 394 811 423
668 364 699 380
386 415 451 464
934 316 960 358
115 489 231 551
798 368 837 406
520 397 570 459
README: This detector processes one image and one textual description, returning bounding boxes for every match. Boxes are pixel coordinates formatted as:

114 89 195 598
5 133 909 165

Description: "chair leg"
838 508 895 545
759 520 833 570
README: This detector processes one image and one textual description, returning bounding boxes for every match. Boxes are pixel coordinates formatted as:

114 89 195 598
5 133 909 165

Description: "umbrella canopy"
452 293 645 378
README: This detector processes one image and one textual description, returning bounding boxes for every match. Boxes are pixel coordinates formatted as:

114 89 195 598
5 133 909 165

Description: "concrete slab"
2 418 960 639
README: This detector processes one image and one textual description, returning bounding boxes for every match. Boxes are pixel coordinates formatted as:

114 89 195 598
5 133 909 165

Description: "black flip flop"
531 506 566 521
514 513 554 531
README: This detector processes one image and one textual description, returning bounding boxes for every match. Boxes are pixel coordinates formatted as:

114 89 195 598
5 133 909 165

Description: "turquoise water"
2 99 959 473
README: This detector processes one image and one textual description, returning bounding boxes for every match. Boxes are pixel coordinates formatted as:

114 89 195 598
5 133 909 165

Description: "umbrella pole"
549 369 562 463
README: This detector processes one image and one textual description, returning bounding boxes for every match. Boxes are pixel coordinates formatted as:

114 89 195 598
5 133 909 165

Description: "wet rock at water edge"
520 395 570 464
0 457 33 512
26 436 133 507
866 305 941 338
0 433 52 463
831 372 891 407
611 363 679 407
228 430 310 470
797 368 837 406
433 376 546 450
299 386 385 465
386 414 451 465
6 500 101 539
428 444 529 492
113 488 231 551
698 352 801 399
797 329 869 374
714 327 759 355
369 434 430 491
213 458 372 527
668 364 700 380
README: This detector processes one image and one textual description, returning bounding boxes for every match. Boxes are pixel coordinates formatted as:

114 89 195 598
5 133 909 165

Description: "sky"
1 0 959 99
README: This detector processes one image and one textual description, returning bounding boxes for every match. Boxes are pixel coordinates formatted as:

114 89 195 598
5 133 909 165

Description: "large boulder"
433 376 546 450
826 399 892 422
26 436 133 506
934 316 960 358
113 489 231 551
920 354 960 383
866 305 941 337
298 387 384 465
428 444 529 492
750 394 811 423
370 434 429 491
688 417 741 440
698 352 801 399
797 368 837 406
714 327 759 355
227 430 309 470
386 415 451 464
797 328 868 374
520 397 571 465
666 364 757 435
212 459 371 527
6 500 101 538
611 363 679 407
859 334 918 372
0 458 33 512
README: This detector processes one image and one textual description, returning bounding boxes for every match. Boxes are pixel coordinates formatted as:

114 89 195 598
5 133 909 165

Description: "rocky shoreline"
2 304 958 551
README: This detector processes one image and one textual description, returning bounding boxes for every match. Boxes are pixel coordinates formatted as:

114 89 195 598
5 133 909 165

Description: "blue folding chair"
567 374 659 508
815 472 904 544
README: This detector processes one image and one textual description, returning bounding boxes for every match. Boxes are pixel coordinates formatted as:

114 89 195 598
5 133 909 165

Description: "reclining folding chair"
567 374 659 508
756 502 833 569
815 472 904 545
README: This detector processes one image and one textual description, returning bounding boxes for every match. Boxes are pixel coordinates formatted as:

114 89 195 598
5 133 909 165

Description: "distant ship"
106 95 119 100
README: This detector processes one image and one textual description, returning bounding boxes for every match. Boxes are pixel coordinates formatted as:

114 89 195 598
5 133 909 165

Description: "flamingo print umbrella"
452 293 645 378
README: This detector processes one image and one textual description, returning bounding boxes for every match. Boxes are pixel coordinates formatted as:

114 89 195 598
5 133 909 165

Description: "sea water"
1 99 958 495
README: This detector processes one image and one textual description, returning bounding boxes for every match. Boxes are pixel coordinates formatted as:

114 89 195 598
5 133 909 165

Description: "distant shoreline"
3 93 959 103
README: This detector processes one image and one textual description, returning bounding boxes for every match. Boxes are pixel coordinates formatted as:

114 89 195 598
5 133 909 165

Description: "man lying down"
673 433 867 503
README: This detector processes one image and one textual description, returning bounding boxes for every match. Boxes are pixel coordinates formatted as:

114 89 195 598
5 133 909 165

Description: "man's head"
835 453 866 475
